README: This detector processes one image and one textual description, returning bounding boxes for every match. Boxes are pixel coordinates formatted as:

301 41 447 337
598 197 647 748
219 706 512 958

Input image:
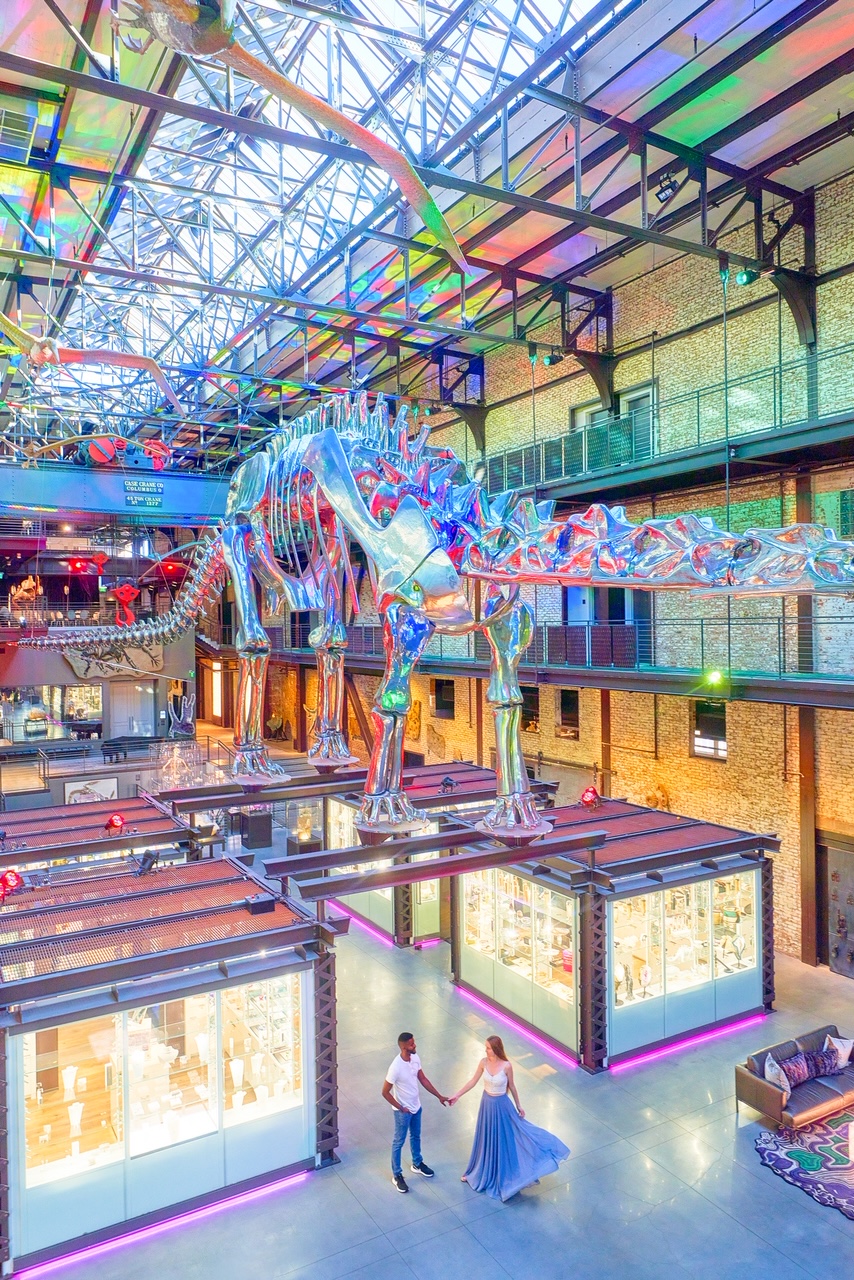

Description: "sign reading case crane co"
124 478 164 509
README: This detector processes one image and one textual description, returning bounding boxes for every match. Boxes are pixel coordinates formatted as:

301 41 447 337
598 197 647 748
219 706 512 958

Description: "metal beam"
417 167 769 272
0 245 535 349
0 52 377 167
294 827 608 900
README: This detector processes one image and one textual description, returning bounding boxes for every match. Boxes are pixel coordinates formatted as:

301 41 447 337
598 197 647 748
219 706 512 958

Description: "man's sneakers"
393 1163 435 1191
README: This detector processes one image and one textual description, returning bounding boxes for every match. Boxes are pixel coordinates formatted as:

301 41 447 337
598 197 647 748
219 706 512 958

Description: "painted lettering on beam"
124 478 165 509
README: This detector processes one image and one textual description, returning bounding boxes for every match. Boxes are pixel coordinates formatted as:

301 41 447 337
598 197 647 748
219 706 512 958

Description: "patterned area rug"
756 1112 854 1218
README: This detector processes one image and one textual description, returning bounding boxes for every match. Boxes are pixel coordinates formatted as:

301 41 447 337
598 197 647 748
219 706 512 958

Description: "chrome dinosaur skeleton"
22 392 854 839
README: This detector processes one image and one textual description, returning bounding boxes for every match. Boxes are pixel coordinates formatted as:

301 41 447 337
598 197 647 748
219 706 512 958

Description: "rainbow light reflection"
16 1172 308 1279
457 985 578 1069
609 1014 766 1073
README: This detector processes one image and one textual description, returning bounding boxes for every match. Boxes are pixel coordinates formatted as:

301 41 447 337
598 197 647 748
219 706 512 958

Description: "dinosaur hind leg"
479 595 551 842
222 521 289 780
309 643 358 772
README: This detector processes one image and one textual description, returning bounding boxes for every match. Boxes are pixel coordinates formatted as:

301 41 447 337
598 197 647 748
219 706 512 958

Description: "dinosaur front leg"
221 521 289 780
479 594 552 842
358 603 434 833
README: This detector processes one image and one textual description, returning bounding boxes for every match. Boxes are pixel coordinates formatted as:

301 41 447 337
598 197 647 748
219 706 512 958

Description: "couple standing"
382 1031 569 1201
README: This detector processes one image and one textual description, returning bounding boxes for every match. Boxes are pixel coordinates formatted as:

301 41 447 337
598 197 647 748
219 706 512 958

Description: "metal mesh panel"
0 902 301 981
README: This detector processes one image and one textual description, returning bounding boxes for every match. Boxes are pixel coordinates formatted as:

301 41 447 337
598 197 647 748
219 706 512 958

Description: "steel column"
578 888 608 1072
313 948 340 1164
761 857 776 1009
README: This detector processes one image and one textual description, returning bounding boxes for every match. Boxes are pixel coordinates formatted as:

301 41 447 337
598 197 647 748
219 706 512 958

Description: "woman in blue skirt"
450 1035 569 1201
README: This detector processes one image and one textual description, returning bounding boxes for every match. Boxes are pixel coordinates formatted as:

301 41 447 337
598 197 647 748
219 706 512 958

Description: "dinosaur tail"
19 533 226 657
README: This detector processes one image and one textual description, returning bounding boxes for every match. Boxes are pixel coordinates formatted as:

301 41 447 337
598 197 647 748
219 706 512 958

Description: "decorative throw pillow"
824 1034 854 1068
805 1047 839 1079
780 1051 810 1091
764 1054 791 1098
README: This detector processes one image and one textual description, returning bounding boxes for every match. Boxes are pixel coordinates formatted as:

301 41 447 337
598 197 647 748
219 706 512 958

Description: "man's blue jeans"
391 1106 422 1176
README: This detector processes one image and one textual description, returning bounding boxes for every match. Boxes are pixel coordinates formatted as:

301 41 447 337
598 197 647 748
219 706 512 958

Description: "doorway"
816 834 854 975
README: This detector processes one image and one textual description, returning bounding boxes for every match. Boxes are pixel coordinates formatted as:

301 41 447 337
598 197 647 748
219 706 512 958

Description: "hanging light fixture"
543 350 565 367
656 173 679 204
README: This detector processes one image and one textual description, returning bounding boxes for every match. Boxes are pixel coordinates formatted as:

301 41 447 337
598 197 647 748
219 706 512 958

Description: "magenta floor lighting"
329 901 395 947
16 1172 308 1279
610 1014 766 1073
457 986 578 1069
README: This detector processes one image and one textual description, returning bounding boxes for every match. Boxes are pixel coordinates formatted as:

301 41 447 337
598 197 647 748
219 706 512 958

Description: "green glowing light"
706 669 724 685
735 268 760 286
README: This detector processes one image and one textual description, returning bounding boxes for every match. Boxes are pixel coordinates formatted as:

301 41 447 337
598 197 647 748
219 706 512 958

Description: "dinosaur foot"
231 746 291 783
308 732 359 775
356 791 431 838
477 793 552 845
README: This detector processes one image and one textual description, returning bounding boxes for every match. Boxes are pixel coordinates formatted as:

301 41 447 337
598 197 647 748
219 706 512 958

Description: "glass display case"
326 798 442 941
17 972 308 1202
612 891 663 1004
532 885 575 1005
665 882 712 992
713 872 757 976
24 1013 123 1187
497 870 533 983
221 975 303 1126
326 798 394 933
463 869 495 959
278 798 324 854
608 868 762 1056
458 869 578 1051
127 996 217 1156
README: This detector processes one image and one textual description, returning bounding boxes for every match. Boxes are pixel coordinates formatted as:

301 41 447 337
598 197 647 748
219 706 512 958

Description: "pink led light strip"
456 985 578 1070
329 901 395 947
16 1172 308 1279
609 1013 766 1073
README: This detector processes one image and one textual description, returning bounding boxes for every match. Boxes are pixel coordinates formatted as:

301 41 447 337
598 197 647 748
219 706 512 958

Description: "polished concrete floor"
23 934 854 1280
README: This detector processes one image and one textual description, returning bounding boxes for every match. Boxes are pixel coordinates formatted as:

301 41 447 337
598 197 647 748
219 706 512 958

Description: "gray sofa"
735 1023 854 1127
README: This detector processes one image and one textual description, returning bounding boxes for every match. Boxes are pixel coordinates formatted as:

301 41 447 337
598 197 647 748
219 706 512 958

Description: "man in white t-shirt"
382 1031 449 1193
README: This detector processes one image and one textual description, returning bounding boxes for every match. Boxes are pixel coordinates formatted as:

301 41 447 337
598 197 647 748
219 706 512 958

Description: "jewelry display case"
279 798 324 857
607 867 762 1056
222 975 303 1126
458 868 579 1051
12 969 314 1259
24 1013 123 1188
455 856 764 1066
127 995 217 1156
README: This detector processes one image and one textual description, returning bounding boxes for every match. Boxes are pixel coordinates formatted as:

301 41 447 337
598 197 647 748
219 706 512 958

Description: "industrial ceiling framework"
0 0 852 472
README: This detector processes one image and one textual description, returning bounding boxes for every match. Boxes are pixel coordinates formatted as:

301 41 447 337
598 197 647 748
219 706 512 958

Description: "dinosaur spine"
21 533 226 657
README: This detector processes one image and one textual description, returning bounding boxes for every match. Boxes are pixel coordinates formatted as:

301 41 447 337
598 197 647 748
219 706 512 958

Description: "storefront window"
664 882 712 992
23 1014 123 1187
496 870 533 981
714 872 757 976
127 996 217 1155
533 886 575 1005
221 975 303 1127
612 892 663 1004
463 869 496 958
